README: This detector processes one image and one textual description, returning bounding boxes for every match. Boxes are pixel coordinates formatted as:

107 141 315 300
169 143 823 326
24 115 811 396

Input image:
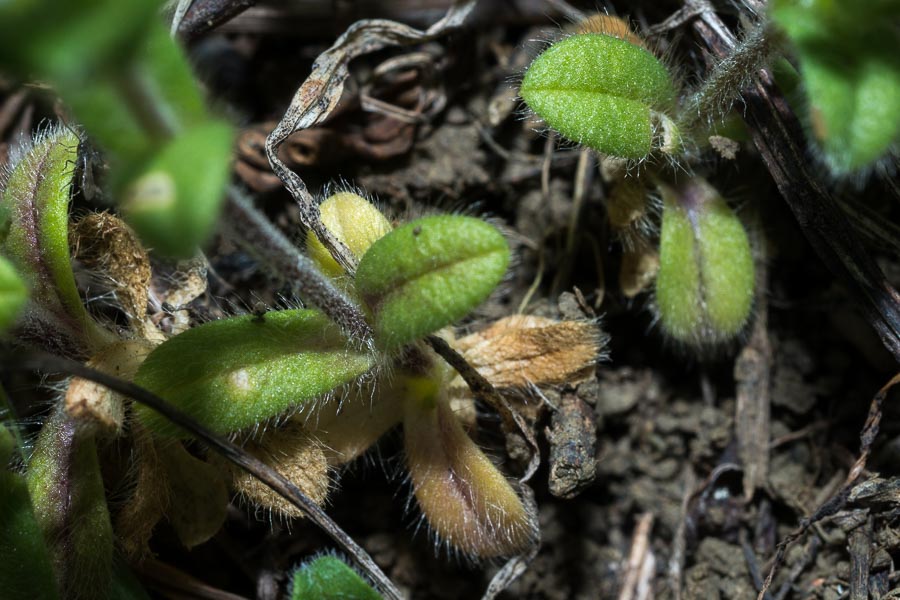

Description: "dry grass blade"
0 351 403 600
264 0 477 274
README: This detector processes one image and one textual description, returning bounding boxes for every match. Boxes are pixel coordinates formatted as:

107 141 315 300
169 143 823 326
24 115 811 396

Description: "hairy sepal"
1 126 111 350
134 309 375 437
355 215 509 351
404 386 535 559
27 409 114 600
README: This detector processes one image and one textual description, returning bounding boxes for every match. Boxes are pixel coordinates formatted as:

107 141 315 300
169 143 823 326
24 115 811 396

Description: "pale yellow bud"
306 192 392 278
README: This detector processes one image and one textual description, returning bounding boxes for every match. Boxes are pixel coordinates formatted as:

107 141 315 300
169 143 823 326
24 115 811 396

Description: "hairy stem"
222 189 374 346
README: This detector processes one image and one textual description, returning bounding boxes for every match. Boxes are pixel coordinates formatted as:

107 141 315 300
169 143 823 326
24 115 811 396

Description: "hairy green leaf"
355 216 509 350
28 409 113 600
291 555 382 600
655 179 755 348
134 310 375 437
0 256 27 332
0 468 59 600
520 33 676 159
1 126 111 350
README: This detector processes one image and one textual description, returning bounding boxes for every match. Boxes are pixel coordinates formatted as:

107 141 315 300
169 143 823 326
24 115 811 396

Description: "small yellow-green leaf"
306 192 392 280
655 179 755 348
520 33 676 159
159 442 228 549
134 310 375 437
355 216 509 350
291 555 383 600
0 256 27 332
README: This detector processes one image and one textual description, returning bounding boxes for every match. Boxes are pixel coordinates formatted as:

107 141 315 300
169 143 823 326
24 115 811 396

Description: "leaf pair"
136 197 510 437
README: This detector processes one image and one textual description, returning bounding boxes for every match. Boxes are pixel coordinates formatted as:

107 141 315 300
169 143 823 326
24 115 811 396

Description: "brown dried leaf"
64 340 154 435
453 315 603 389
70 213 152 335
116 423 170 560
227 421 331 519
619 245 660 298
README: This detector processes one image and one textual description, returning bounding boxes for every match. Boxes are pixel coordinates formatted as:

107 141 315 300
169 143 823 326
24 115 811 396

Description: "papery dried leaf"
619 245 659 298
453 315 603 388
65 340 153 435
70 212 153 336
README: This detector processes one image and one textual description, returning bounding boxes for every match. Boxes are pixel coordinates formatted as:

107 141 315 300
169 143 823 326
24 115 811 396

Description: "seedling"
0 4 610 598
520 15 758 348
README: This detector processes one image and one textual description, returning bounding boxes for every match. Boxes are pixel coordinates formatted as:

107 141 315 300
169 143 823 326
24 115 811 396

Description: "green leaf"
0 126 111 350
655 179 755 348
772 0 900 173
134 310 375 437
520 33 676 159
290 556 382 600
27 409 113 600
355 215 509 350
0 469 59 600
121 120 234 258
0 256 27 332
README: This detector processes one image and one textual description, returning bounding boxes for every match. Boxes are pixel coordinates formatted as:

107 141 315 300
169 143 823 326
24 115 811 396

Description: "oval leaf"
520 33 676 159
355 215 509 350
655 179 755 348
134 309 375 437
772 0 900 174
